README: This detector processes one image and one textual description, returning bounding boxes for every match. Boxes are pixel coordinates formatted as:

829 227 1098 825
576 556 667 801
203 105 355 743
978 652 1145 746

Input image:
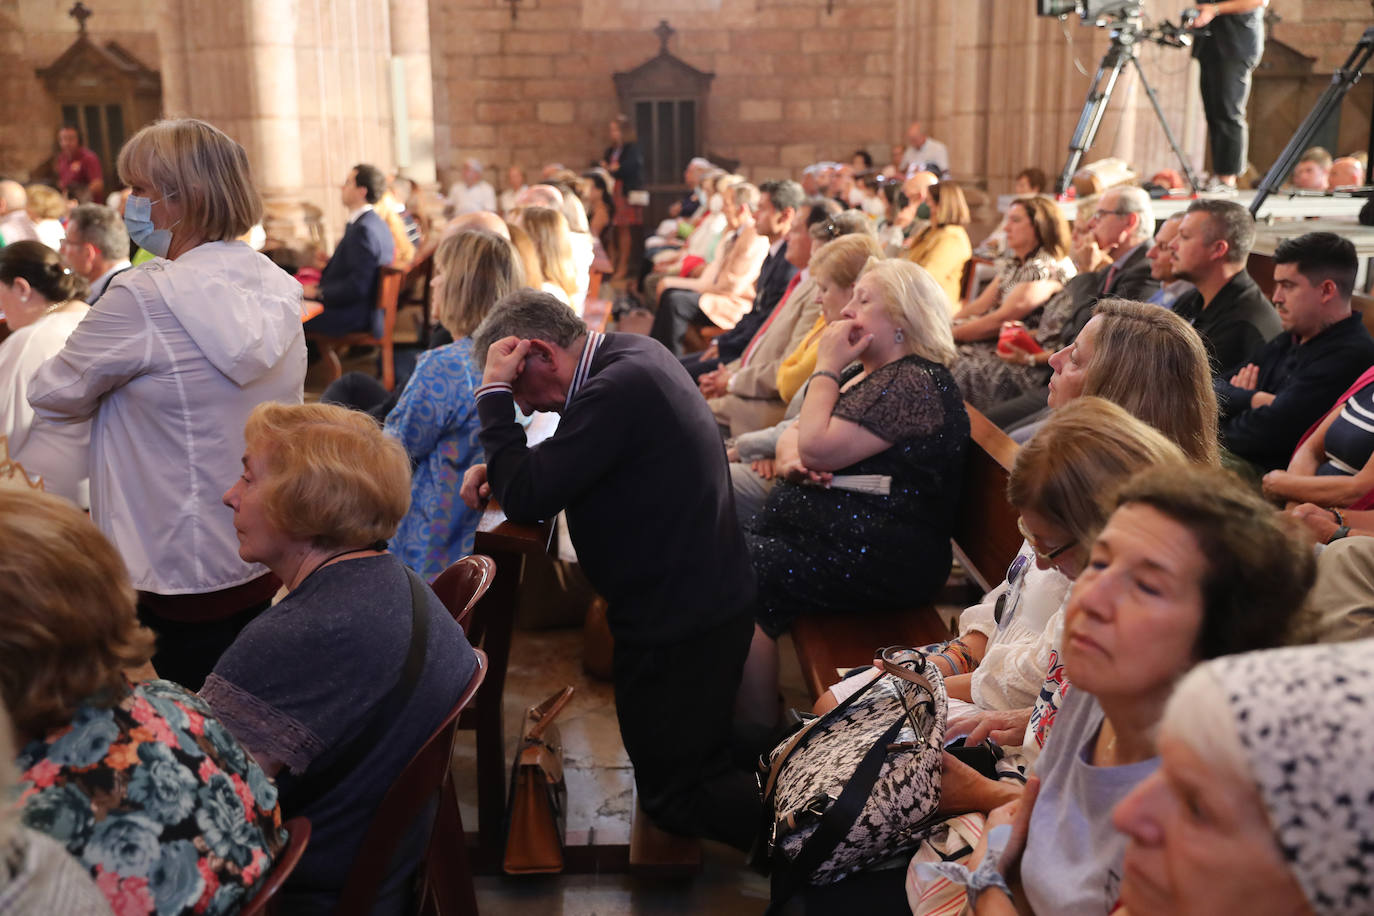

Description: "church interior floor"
449 625 805 915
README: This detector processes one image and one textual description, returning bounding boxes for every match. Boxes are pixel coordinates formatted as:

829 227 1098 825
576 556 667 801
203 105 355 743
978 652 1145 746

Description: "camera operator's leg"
1199 53 1254 188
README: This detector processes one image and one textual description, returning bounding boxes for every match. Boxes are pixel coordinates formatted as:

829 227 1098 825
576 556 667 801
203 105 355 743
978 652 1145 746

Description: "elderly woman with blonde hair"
202 401 477 915
1 487 284 916
29 117 306 692
738 257 969 726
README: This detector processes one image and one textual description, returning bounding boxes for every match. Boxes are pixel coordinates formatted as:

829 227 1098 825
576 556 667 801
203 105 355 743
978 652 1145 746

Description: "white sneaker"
1204 179 1238 196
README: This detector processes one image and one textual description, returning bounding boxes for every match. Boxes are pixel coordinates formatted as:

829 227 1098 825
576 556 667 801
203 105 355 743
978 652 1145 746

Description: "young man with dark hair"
1215 231 1374 474
303 164 395 336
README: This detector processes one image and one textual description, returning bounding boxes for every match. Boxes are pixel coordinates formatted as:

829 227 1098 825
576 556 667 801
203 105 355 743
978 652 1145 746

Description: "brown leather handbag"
502 686 575 874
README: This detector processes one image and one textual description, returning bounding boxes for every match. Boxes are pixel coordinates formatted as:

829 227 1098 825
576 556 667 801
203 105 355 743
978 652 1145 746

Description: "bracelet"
1329 525 1351 544
808 370 842 386
1330 507 1345 526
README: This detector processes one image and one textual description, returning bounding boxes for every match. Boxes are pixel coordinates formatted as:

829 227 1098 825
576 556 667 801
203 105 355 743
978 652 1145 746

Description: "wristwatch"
1328 525 1351 544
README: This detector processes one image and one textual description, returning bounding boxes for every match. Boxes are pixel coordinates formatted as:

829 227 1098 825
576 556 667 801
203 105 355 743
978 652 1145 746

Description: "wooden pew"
790 404 1022 702
464 502 555 873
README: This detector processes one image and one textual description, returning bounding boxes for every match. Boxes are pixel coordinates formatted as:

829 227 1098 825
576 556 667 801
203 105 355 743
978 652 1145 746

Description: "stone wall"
427 0 1210 199
0 0 162 179
1270 0 1374 71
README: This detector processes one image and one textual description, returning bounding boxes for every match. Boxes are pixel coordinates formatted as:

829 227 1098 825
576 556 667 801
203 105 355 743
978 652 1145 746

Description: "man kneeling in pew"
460 289 760 851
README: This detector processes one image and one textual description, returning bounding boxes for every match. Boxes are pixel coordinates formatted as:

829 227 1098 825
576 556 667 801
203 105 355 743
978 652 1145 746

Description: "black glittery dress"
746 355 969 638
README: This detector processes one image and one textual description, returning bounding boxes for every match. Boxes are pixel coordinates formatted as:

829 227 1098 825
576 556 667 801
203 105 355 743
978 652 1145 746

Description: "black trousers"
137 599 270 691
612 611 760 851
984 385 1049 431
1197 50 1256 177
652 288 709 357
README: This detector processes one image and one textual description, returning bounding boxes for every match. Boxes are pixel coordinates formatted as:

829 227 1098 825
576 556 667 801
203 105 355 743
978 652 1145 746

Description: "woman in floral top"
0 488 284 916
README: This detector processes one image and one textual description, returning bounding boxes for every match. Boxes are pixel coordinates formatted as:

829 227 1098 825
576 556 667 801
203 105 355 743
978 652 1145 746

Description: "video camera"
1036 1 1199 48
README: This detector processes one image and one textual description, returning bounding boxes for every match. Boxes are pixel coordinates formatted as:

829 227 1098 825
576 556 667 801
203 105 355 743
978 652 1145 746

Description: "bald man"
514 184 563 210
0 180 37 245
899 121 949 176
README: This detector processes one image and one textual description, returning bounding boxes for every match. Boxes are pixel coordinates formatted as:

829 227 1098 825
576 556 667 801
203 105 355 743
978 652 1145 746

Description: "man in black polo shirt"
1169 199 1280 371
460 290 759 851
1216 232 1374 475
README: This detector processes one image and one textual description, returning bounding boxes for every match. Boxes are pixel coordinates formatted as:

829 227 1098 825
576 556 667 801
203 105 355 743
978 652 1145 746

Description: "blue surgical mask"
124 194 178 258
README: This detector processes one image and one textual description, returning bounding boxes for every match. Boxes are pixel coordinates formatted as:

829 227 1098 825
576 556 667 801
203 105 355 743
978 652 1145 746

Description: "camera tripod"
1251 26 1374 215
1056 18 1201 196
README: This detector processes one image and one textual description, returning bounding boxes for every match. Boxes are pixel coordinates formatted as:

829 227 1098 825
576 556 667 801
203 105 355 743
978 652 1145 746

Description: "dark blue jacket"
315 208 394 335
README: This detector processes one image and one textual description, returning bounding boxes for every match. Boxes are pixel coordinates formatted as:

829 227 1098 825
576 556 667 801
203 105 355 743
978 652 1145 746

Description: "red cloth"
1293 365 1374 511
56 147 103 192
740 272 803 368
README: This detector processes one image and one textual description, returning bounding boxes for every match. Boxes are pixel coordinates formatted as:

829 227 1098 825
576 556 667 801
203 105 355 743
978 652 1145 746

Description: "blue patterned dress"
385 339 485 580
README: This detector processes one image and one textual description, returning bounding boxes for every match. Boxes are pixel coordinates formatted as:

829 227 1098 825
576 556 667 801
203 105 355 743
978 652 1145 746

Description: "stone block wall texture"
1270 0 1374 72
0 0 162 179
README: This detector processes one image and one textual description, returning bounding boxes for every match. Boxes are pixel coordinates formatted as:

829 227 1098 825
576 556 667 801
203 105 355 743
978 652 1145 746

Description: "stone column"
390 0 437 186
245 0 309 241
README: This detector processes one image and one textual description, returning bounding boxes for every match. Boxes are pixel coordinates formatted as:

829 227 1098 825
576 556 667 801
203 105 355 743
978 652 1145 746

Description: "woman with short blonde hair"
30 116 305 692
386 230 524 578
2 488 285 916
855 257 958 366
739 254 970 727
245 401 411 548
205 402 477 914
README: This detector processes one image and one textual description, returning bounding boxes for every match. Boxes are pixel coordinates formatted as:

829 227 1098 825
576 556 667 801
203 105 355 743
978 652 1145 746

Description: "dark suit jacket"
315 209 394 335
716 242 797 364
605 143 645 192
1061 241 1160 345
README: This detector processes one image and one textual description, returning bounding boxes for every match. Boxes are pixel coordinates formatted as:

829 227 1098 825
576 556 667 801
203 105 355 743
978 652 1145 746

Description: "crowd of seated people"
8 107 1374 916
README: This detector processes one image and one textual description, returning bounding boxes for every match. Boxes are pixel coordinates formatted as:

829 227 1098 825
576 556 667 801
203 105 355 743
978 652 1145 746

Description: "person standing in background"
1191 0 1268 193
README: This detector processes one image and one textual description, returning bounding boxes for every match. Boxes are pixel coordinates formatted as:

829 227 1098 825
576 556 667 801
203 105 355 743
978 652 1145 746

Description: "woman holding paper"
738 257 969 727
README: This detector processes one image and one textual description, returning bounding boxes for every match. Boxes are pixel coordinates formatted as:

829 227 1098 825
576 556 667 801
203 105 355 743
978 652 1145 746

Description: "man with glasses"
61 204 131 303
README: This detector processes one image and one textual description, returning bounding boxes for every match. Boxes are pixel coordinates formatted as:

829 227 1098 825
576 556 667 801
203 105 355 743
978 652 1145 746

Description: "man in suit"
651 181 772 356
304 164 395 337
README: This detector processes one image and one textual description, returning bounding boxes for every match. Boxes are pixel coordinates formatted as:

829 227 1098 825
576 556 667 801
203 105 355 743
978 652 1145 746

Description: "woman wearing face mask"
29 118 306 691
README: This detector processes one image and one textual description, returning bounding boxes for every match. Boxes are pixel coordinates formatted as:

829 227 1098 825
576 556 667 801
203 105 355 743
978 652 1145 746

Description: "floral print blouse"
16 679 285 916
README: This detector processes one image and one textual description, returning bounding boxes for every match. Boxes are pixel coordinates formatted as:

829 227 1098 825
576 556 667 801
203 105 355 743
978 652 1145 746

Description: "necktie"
1102 263 1120 295
741 272 803 368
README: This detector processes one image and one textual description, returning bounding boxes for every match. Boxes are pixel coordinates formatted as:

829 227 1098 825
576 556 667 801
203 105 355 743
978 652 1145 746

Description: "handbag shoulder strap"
525 686 575 742
765 715 911 913
287 567 431 811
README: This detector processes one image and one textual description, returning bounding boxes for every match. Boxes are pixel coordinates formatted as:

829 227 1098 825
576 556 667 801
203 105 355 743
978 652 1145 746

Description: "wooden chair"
336 649 489 916
308 265 406 391
430 554 497 635
239 817 312 916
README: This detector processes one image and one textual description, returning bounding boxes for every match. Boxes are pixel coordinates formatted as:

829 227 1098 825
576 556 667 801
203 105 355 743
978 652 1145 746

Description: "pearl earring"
894 327 904 343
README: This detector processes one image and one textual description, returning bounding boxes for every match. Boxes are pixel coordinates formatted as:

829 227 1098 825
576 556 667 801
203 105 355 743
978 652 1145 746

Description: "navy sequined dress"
747 355 969 637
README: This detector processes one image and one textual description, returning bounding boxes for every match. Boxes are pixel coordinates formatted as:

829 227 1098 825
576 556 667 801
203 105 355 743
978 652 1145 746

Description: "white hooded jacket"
29 241 307 594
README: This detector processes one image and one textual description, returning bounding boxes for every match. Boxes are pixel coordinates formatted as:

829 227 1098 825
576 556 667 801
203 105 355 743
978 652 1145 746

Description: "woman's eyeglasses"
1016 516 1076 564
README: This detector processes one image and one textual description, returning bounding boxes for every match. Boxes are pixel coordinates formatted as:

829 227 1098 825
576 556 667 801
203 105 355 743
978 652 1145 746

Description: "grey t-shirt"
1021 688 1159 916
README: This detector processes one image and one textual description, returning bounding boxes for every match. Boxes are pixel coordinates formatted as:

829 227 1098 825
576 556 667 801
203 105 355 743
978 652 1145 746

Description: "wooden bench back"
953 404 1022 593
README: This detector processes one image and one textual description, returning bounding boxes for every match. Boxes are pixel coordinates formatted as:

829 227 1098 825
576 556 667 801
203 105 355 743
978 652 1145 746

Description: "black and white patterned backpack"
758 647 946 908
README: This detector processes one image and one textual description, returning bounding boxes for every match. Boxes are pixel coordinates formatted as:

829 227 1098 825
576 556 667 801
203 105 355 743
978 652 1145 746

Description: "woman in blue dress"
386 230 525 579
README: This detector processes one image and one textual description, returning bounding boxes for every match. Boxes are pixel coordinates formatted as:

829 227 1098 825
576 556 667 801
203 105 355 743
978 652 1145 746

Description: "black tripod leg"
1058 47 1129 195
1253 27 1374 215
1128 54 1201 194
